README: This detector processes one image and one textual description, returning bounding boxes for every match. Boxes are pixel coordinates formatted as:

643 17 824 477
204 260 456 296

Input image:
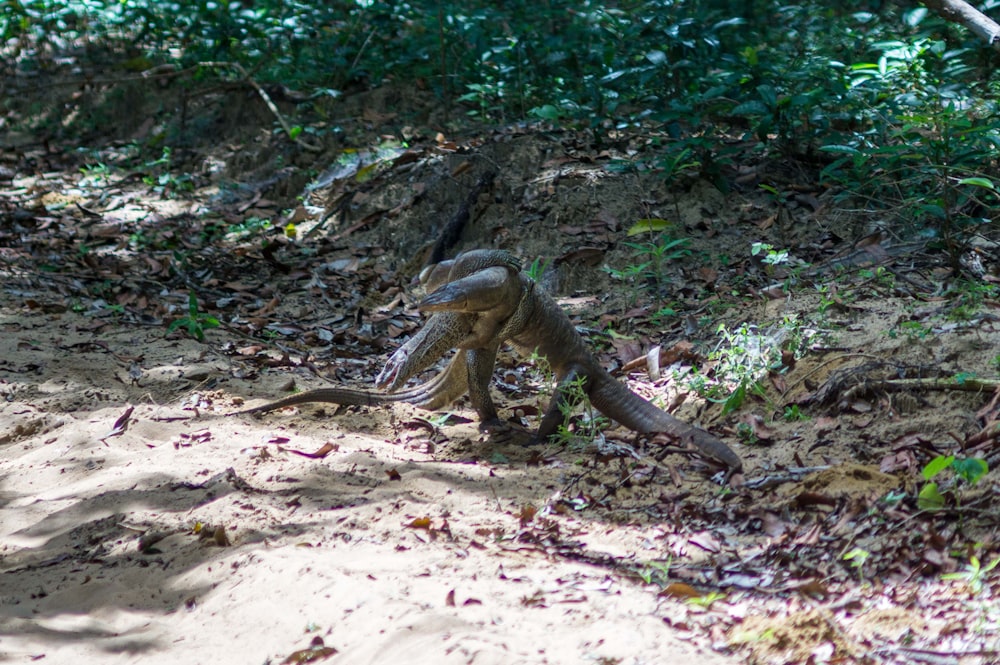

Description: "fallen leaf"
518 505 537 526
794 579 829 599
288 442 339 459
557 246 605 266
660 582 702 599
794 491 836 508
282 636 338 664
740 414 775 442
688 531 721 553
407 517 431 529
760 511 788 538
100 405 134 443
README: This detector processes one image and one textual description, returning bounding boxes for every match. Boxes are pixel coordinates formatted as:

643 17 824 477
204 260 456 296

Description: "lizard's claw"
479 419 533 445
478 418 508 434
375 350 407 391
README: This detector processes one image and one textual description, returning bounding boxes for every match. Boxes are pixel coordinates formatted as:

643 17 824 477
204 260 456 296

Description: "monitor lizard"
241 249 742 472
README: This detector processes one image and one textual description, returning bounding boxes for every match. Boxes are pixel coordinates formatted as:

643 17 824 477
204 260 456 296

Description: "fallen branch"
840 376 1000 403
921 0 1000 49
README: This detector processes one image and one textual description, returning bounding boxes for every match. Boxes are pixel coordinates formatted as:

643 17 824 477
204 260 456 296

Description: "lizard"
242 249 742 472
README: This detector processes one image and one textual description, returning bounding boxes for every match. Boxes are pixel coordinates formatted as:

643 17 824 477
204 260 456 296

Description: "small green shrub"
917 454 989 511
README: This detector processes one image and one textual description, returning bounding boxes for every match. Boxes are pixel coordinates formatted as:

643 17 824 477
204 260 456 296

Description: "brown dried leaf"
558 246 605 266
518 505 537 526
813 417 839 434
212 526 231 547
794 579 829 599
288 442 339 459
741 414 775 442
688 531 721 553
794 491 836 508
660 582 702 599
100 405 135 443
282 636 338 664
760 511 788 538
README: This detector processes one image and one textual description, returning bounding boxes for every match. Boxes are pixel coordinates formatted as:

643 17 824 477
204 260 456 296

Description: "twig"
778 352 884 403
872 644 999 665
741 465 831 490
349 29 376 74
840 376 1000 403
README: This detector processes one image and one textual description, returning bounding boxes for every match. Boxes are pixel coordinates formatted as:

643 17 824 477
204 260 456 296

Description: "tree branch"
921 0 1000 49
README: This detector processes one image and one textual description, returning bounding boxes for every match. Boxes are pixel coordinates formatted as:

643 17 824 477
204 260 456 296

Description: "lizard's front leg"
376 311 472 392
465 342 502 428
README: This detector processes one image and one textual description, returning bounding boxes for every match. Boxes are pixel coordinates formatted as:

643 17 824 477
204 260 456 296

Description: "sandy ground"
0 308 738 665
3 75 998 664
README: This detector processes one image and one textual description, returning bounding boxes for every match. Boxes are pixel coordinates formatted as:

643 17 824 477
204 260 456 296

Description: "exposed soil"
2 55 1000 665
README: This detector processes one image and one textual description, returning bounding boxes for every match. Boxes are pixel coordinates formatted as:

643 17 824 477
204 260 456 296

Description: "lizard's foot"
375 352 407 391
478 418 509 434
479 419 534 445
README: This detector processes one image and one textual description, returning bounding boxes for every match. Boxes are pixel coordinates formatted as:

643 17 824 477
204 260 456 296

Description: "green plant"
820 37 1000 272
636 559 672 586
650 304 679 324
889 320 932 341
941 555 1000 595
843 547 871 581
917 454 989 511
782 405 808 422
735 421 757 445
750 242 790 272
882 489 907 507
947 280 998 322
139 148 195 198
552 373 610 448
79 161 111 185
858 266 897 291
423 411 462 428
525 257 552 282
707 323 780 415
227 217 275 244
607 232 690 301
168 292 220 341
816 285 836 316
686 591 726 608
653 144 702 183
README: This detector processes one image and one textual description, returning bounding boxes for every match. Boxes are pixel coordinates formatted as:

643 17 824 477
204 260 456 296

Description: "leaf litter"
1 61 999 665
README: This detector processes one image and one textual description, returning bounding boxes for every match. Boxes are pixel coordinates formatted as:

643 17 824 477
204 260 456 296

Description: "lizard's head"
419 249 521 292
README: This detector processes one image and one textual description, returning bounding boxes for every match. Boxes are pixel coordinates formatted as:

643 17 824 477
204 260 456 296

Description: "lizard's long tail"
587 370 743 471
238 353 469 415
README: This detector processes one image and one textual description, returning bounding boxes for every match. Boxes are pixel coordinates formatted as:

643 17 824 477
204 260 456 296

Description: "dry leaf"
660 582 702 599
407 517 431 529
288 442 339 459
282 636 337 664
